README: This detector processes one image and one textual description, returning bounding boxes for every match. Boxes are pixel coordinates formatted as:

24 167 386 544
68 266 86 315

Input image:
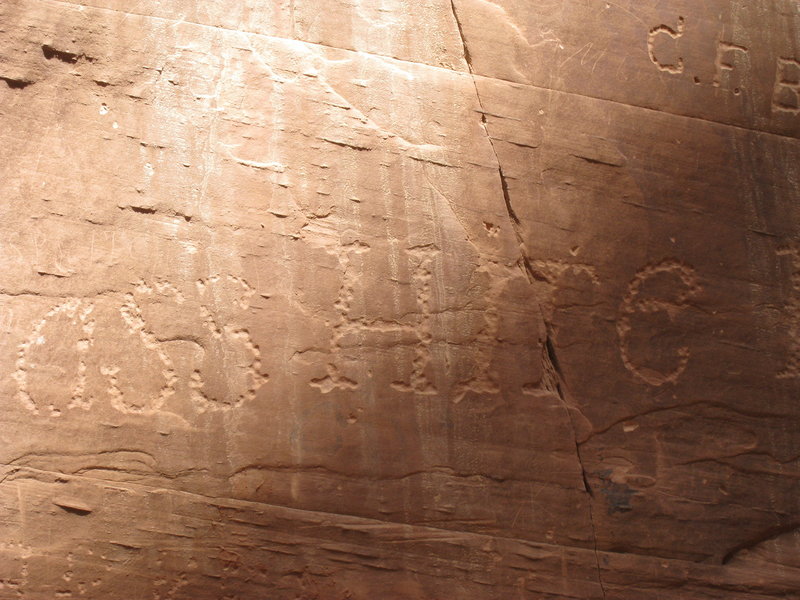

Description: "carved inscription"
617 260 701 386
643 20 800 110
192 275 265 412
11 254 721 410
647 17 685 74
531 260 600 287
14 299 96 416
457 260 599 403
713 40 749 94
13 275 265 416
308 250 600 404
114 286 177 414
777 244 800 378
391 246 439 395
453 263 506 404
520 261 600 396
310 242 371 393
773 57 800 114
312 243 440 395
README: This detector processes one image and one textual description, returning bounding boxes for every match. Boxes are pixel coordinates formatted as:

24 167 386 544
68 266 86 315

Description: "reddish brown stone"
0 0 798 597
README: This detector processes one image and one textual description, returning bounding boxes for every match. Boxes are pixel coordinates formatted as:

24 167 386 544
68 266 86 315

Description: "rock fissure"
542 330 608 599
450 1 547 285
451 3 607 592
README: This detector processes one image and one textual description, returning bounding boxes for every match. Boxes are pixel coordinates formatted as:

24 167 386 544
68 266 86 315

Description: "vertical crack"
450 0 474 69
450 5 606 595
449 0 545 284
543 330 607 600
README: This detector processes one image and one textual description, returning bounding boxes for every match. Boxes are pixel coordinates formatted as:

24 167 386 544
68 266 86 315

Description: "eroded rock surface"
0 0 798 598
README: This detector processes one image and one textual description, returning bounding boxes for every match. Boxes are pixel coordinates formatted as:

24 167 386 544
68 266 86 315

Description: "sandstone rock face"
1 1 799 598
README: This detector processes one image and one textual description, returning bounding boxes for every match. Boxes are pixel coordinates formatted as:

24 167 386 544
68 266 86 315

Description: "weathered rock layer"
1 0 799 598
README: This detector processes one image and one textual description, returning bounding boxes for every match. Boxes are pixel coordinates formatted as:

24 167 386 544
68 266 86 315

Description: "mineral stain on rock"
595 470 637 515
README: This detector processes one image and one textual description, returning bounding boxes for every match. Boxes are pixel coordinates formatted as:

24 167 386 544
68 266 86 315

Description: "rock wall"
1 1 799 598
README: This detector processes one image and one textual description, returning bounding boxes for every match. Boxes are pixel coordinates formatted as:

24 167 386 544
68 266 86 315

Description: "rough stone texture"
0 0 798 598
